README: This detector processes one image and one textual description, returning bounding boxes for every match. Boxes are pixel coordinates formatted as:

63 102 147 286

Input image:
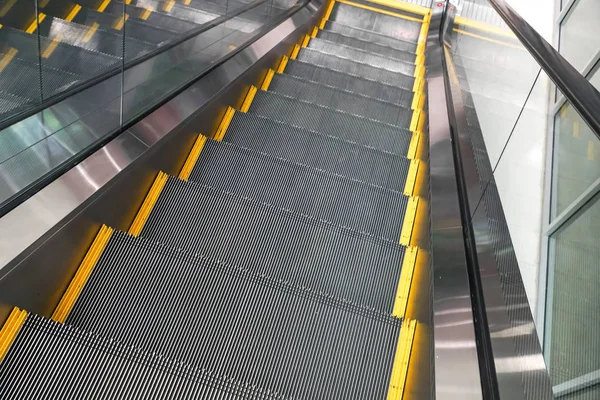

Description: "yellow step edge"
362 0 430 16
290 44 301 60
65 4 82 22
409 109 421 132
179 135 207 181
319 0 336 29
52 225 113 323
215 106 235 141
301 34 311 48
128 172 168 236
415 53 424 67
0 48 17 73
403 159 420 196
26 13 45 34
113 14 129 30
311 26 319 38
387 319 417 400
413 63 422 79
400 197 419 246
417 110 427 133
183 0 191 4
410 92 421 111
240 86 258 112
163 0 175 12
337 0 423 23
261 69 276 91
417 91 426 111
140 6 153 20
277 56 289 73
0 307 28 364
97 0 111 12
407 132 420 160
0 0 16 18
392 247 418 318
454 15 515 39
42 34 64 59
83 22 100 43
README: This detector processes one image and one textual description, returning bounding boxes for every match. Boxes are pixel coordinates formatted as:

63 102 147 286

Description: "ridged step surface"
283 59 415 100
139 177 406 311
306 38 415 75
323 20 418 52
296 48 414 86
268 73 413 125
224 112 411 191
317 29 416 62
0 314 275 399
189 139 409 241
248 90 413 155
67 230 403 400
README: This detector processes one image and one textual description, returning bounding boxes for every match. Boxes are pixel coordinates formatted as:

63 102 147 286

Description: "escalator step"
225 112 411 190
268 73 413 126
322 20 418 52
307 37 415 75
0 314 275 399
67 229 402 399
139 177 406 312
296 48 414 87
317 30 415 62
330 2 422 42
248 90 413 155
283 58 414 100
188 139 408 241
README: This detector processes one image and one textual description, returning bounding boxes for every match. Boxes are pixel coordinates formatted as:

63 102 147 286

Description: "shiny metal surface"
0 0 326 322
428 3 483 399
488 0 600 142
442 2 555 399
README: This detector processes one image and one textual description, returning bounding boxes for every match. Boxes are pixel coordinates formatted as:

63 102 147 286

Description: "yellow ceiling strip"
453 28 523 50
454 16 515 39
362 0 430 16
337 0 423 23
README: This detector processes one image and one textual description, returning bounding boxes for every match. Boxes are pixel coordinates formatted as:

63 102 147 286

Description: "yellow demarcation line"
26 13 45 34
65 4 82 22
52 225 113 323
240 86 258 112
453 28 523 51
42 34 63 59
337 0 424 23
0 48 17 73
454 15 515 39
215 106 235 141
319 0 336 29
387 318 417 400
290 44 301 60
403 159 420 196
277 56 289 73
113 14 129 30
128 172 168 236
0 307 28 364
97 0 111 12
179 135 207 180
392 246 418 318
140 6 153 20
163 0 176 12
362 0 429 16
407 132 420 160
261 69 275 90
400 197 418 246
83 23 100 43
301 34 311 48
311 26 319 38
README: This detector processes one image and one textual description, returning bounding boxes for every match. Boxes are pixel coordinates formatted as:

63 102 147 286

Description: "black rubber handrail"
488 0 600 141
0 0 268 131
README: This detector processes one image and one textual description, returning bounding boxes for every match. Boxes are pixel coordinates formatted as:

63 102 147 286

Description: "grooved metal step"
248 90 413 155
330 2 422 42
189 139 409 240
268 73 413 126
67 229 403 399
225 112 411 190
307 37 415 75
296 48 414 86
0 314 276 399
317 29 416 62
283 58 415 100
139 177 406 312
323 20 418 52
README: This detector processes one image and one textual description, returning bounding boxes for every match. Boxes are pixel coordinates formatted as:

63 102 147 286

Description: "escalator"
0 0 432 399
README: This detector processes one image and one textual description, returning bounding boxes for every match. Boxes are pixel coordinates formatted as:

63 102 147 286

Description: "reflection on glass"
559 0 600 73
552 104 600 217
547 193 600 398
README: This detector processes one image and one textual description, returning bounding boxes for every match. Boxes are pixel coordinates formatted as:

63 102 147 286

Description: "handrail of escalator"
0 0 311 218
487 0 600 142
0 0 269 132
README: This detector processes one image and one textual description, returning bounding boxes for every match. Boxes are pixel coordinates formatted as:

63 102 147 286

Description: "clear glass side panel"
558 0 600 73
0 0 41 122
546 192 600 399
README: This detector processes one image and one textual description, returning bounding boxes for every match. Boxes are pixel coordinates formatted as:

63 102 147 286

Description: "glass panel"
588 61 600 90
559 0 600 72
0 0 42 122
551 103 600 217
546 192 600 394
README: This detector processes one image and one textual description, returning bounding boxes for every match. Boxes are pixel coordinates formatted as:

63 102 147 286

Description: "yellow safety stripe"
453 28 523 50
387 319 417 400
42 34 63 59
0 307 28 364
128 172 168 236
0 48 17 73
113 14 129 30
410 92 421 110
0 0 16 17
337 0 424 23
319 0 336 29
392 247 418 318
277 56 289 73
409 109 421 132
65 4 81 22
400 197 419 246
52 225 113 323
403 159 420 196
290 44 301 60
215 106 235 141
261 69 275 90
301 34 311 48
454 15 515 39
240 86 258 112
311 26 319 38
179 135 207 181
163 0 176 12
97 0 111 12
26 13 45 34
83 22 100 42
362 0 429 16
406 132 420 160
140 6 153 20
